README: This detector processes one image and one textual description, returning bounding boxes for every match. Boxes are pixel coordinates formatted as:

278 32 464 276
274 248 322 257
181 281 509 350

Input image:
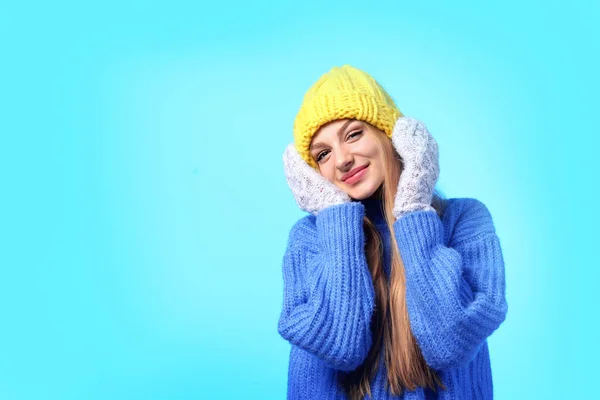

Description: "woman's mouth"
344 165 368 185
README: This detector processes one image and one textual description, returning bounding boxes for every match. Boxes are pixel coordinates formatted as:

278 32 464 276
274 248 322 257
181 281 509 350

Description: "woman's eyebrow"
310 120 356 150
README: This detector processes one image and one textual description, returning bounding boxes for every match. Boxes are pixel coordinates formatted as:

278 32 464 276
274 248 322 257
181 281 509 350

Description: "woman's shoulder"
444 197 491 215
443 197 497 246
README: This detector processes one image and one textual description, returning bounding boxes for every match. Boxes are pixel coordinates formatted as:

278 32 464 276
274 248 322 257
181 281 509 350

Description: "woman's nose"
336 149 354 170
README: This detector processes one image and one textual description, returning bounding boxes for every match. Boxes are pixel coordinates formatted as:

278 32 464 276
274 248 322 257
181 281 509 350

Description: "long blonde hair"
335 122 449 399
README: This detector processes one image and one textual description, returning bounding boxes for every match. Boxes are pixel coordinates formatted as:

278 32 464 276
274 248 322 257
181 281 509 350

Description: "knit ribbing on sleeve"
277 202 376 372
393 210 508 371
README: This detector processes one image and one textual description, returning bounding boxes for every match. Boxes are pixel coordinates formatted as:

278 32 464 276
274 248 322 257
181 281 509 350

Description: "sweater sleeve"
277 202 376 372
393 200 508 371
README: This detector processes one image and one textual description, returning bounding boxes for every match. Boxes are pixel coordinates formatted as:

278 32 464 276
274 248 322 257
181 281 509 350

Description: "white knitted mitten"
391 116 440 219
283 143 351 215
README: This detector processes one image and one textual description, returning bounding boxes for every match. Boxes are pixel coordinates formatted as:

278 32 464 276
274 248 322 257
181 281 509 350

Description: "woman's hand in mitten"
391 117 440 219
283 143 351 215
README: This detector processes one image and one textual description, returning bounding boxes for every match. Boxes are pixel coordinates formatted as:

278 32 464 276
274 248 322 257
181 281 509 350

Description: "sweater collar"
360 196 386 225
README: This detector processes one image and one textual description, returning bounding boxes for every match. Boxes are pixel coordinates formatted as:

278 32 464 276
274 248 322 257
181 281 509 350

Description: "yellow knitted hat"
293 64 403 169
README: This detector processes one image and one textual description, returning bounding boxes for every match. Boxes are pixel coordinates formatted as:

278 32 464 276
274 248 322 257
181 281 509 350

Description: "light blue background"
1 1 598 399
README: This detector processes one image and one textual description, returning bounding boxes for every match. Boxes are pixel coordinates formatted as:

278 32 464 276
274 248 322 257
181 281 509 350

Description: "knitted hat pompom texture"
293 64 404 169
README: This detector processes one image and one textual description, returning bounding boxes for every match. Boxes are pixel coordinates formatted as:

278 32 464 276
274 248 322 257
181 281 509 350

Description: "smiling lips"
343 165 368 185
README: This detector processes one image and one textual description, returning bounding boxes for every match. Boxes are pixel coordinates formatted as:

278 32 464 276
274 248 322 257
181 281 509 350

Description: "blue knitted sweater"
277 197 508 399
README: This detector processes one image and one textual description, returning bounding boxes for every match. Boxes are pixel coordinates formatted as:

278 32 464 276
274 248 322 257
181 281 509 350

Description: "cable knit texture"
277 196 508 399
392 117 440 218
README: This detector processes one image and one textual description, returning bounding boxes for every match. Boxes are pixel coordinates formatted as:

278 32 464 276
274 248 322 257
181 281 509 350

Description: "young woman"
278 64 508 400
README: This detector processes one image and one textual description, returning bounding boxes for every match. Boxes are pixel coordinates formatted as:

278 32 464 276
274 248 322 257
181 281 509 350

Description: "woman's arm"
277 202 376 372
394 199 508 371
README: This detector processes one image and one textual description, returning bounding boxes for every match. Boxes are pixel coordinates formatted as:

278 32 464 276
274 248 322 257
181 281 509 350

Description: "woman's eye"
316 150 329 162
315 131 362 162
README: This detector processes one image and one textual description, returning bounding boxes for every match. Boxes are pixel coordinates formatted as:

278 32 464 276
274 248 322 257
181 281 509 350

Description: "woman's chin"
346 183 382 201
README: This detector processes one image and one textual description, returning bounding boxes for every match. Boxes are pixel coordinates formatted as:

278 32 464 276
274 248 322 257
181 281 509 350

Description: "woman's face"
309 119 385 201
